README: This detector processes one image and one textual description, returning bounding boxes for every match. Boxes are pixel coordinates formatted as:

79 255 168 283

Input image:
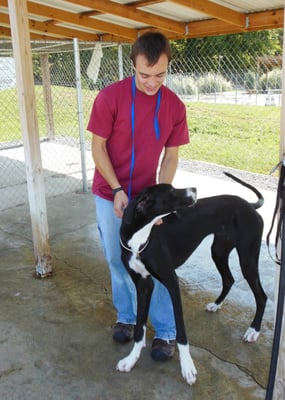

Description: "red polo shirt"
87 76 189 200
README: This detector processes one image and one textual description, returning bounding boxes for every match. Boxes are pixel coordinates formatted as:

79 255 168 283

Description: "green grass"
0 86 280 175
180 102 280 175
0 86 96 141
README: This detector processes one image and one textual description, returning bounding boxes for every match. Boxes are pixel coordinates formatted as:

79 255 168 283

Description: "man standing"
87 31 189 361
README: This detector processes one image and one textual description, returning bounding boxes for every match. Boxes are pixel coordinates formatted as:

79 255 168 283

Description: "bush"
170 74 196 95
244 71 256 90
197 73 232 93
260 68 282 90
169 72 233 95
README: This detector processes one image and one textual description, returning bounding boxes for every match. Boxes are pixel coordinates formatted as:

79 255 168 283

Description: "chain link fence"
0 30 282 210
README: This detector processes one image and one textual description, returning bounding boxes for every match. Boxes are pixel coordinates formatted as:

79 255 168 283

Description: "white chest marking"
129 254 150 278
127 213 170 278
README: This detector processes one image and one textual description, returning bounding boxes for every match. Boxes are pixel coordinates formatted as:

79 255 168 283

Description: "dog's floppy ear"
135 193 155 216
122 193 153 224
136 198 147 214
122 197 148 224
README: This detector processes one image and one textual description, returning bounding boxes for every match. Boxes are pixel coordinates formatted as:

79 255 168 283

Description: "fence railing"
0 32 282 210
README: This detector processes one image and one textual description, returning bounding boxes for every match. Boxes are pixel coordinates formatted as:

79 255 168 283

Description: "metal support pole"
265 170 285 399
73 38 88 192
118 44 123 80
265 10 285 384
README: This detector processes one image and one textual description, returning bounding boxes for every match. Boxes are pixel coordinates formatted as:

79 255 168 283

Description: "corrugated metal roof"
0 0 283 43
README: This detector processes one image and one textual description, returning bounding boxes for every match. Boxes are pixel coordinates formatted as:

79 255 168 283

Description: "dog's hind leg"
206 234 235 312
116 274 154 372
238 251 267 342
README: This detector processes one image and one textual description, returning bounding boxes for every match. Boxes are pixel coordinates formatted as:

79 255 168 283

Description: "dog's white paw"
243 327 260 343
116 338 146 373
206 302 222 312
178 344 197 386
116 354 137 372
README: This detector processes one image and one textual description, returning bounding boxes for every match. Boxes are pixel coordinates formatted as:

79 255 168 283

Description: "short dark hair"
130 31 172 67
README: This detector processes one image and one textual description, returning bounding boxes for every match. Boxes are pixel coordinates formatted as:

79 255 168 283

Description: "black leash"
265 159 285 400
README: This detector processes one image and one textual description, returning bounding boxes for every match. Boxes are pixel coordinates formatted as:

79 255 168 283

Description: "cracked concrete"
0 174 276 399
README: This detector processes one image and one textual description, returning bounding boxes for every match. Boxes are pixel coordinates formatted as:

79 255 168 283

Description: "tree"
170 29 283 75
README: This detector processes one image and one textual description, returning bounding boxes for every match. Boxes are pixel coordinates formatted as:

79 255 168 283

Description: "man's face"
134 53 168 96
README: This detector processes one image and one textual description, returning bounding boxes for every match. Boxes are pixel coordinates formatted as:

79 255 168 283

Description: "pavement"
0 166 279 400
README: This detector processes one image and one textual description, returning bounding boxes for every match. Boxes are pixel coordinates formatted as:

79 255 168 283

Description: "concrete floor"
0 172 277 400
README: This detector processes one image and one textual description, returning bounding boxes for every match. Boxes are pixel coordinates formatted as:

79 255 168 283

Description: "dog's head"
122 184 197 228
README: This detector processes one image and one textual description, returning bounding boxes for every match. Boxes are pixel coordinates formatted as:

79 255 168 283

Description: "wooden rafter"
129 0 163 7
29 19 101 41
170 0 246 28
0 10 99 41
0 0 283 42
64 0 186 35
25 1 137 40
181 9 284 39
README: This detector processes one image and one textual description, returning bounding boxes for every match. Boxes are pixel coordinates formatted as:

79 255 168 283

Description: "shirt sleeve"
86 89 115 139
165 99 189 147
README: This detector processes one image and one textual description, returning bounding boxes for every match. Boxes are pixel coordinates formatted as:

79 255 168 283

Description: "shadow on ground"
0 192 274 400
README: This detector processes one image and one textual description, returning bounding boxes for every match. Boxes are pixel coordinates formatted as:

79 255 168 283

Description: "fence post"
40 53 55 141
73 37 88 193
118 44 123 80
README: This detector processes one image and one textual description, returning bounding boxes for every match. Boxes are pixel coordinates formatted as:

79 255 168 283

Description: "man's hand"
114 190 129 218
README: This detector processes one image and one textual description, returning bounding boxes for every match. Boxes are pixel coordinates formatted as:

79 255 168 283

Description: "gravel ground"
178 158 279 192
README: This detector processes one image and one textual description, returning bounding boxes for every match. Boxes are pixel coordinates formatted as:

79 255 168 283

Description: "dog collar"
120 237 150 259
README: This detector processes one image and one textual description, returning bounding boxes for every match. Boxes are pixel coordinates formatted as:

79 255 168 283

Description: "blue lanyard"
128 76 161 200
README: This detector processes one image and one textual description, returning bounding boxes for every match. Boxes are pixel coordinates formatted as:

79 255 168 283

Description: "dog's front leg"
177 343 197 385
165 276 197 385
116 274 154 373
116 326 146 372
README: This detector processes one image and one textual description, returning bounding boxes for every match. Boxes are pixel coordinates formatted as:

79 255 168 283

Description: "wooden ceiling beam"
64 0 186 35
181 8 284 39
0 9 102 41
129 1 164 7
29 19 101 41
0 25 11 38
0 0 283 42
25 0 137 40
247 9 284 31
0 11 10 25
171 0 246 28
0 25 94 42
29 32 70 41
0 13 100 41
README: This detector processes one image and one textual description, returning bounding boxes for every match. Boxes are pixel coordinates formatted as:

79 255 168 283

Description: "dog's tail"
224 171 264 210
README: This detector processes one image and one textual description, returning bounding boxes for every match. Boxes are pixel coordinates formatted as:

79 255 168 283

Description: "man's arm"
92 134 128 217
158 146 179 184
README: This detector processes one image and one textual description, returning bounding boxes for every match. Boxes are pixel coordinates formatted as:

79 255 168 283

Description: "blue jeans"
94 195 176 340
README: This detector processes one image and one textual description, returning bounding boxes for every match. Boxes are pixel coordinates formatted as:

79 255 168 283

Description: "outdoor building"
0 2 284 399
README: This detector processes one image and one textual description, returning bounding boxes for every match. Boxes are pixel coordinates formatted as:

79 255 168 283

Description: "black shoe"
150 338 176 361
113 323 134 343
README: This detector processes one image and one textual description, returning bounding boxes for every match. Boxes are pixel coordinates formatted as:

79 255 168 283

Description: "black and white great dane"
116 172 267 385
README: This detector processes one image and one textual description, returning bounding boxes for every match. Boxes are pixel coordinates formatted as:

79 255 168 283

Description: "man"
87 31 189 361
